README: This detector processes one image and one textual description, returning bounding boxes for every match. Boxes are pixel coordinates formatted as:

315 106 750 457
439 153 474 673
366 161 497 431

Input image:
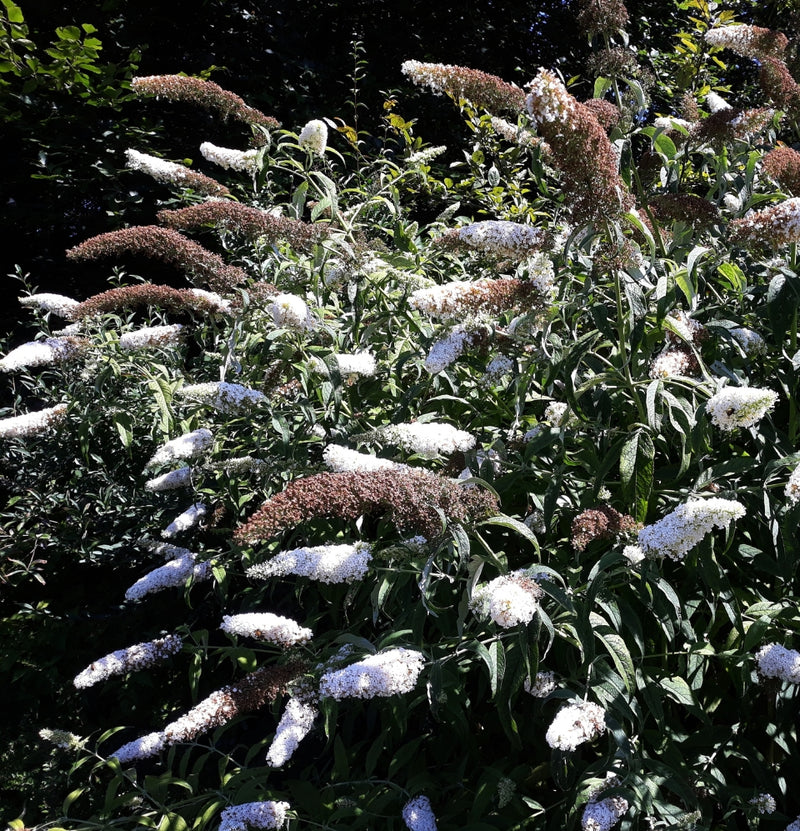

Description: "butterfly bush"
15 8 800 829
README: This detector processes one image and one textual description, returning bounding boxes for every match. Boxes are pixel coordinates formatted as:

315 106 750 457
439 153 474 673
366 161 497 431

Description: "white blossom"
545 700 606 751
786 462 800 503
125 148 210 190
706 386 777 431
623 544 646 566
190 288 233 314
220 612 312 648
298 119 328 155
73 634 182 689
637 497 745 562
39 728 85 750
788 817 800 831
382 421 475 459
406 146 447 165
247 542 373 584
109 730 167 764
268 293 314 329
654 116 692 131
266 698 318 767
145 466 193 492
319 647 425 699
19 292 79 318
146 428 213 469
402 795 438 831
424 325 480 374
524 671 557 697
470 570 543 628
162 502 207 538
0 337 85 372
755 643 800 684
704 24 785 60
453 220 546 258
218 801 290 831
0 403 68 439
200 140 261 172
705 91 731 113
312 352 376 377
730 327 766 356
119 324 184 351
482 354 514 385
525 68 577 126
322 445 406 473
178 381 266 413
125 551 211 602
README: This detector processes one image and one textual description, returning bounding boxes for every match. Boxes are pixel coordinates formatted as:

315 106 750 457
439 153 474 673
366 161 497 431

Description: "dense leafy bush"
6 0 800 829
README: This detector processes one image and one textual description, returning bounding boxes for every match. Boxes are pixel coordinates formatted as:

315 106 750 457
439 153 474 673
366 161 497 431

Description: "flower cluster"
67 226 250 292
730 198 800 248
704 24 788 61
490 116 542 149
0 403 67 440
524 671 557 697
199 140 261 173
157 202 326 251
693 107 774 145
748 794 777 815
73 284 232 319
471 569 544 628
125 149 230 197
322 445 406 473
582 795 629 831
755 643 800 684
19 292 79 318
761 146 800 196
649 349 699 379
401 61 525 112
145 466 193 492
266 698 318 767
576 0 629 37
730 327 766 356
424 325 486 375
759 58 800 119
110 731 167 765
220 612 313 647
381 421 476 459
406 145 447 165
482 354 514 386
162 502 207 538
705 386 778 431
73 634 182 689
298 119 328 155
178 381 266 413
119 324 185 352
0 336 85 372
39 728 85 750
436 221 546 259
637 497 746 562
526 69 634 223
786 462 800 503
649 194 719 230
402 795 438 831
125 551 211 602
319 648 425 699
545 700 606 751
268 293 314 329
247 542 373 584
131 75 280 128
146 428 214 469
311 352 376 378
409 276 545 319
219 801 291 831
234 469 499 543
571 505 639 552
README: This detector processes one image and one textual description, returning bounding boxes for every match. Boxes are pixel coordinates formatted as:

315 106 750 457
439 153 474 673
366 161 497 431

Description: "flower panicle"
233 469 499 543
576 0 629 38
762 146 800 195
131 75 280 129
704 24 788 62
0 403 68 440
409 276 547 319
125 149 230 197
401 60 525 113
525 68 634 223
66 226 249 292
73 284 233 319
157 201 327 251
73 634 183 689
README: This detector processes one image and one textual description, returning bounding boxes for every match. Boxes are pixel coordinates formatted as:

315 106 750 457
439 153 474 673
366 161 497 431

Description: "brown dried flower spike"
66 226 249 292
762 146 800 195
157 202 328 253
234 469 499 544
131 75 280 129
571 505 639 552
72 283 231 320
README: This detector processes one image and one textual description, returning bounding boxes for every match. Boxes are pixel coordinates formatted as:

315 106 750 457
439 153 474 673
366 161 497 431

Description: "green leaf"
2 0 24 23
660 675 695 707
620 429 654 521
590 612 635 693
